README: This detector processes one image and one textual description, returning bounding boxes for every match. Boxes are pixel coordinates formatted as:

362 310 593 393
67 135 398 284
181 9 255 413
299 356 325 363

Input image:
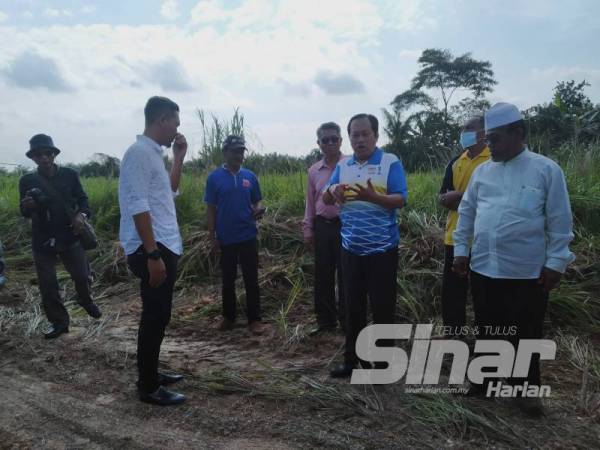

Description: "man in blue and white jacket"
323 113 408 379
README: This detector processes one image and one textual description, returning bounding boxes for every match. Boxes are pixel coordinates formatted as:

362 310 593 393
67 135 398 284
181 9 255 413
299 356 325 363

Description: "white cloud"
314 72 365 95
0 1 405 166
81 5 97 15
191 0 382 42
44 8 73 18
1 50 73 91
4 0 595 168
398 49 422 59
160 0 180 20
380 0 439 32
0 11 8 23
147 57 195 92
190 0 228 24
279 80 312 98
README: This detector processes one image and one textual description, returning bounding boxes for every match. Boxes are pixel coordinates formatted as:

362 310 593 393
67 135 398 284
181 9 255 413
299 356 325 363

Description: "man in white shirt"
119 96 188 406
453 102 575 416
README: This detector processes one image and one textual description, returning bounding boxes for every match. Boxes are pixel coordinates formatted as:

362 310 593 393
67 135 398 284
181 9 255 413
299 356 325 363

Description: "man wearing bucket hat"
438 115 490 336
452 103 575 416
19 134 102 339
205 134 267 335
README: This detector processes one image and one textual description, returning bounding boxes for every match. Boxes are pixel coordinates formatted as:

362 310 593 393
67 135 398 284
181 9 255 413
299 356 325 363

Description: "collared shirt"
326 147 408 256
19 165 90 253
204 165 262 246
302 155 345 240
453 148 575 278
440 147 491 245
118 135 182 256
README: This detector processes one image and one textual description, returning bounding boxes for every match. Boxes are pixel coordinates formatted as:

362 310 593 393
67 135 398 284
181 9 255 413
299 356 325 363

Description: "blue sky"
0 0 599 168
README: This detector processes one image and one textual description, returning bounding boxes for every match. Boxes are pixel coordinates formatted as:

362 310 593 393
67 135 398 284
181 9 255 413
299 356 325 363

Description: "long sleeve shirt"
19 166 90 253
453 148 575 279
302 157 343 240
118 135 182 256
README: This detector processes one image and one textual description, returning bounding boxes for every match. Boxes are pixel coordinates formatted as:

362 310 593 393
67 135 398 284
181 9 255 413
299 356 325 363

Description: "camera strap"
33 173 78 221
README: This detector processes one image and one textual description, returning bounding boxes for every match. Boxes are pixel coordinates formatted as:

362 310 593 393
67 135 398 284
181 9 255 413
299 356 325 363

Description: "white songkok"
485 102 523 133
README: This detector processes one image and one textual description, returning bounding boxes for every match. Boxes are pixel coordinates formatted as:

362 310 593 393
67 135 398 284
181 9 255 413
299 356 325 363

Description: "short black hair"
506 119 527 139
466 115 484 129
347 113 378 135
316 122 341 139
144 96 179 126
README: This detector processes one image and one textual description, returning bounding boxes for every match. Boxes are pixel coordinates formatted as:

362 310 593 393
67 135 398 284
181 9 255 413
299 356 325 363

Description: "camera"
26 187 49 205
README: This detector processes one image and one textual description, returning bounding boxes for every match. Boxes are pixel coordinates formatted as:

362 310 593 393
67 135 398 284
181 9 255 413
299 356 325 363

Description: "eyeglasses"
320 136 340 145
484 134 503 145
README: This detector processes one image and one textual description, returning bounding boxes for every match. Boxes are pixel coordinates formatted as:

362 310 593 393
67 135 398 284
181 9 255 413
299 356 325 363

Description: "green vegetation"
1 57 599 447
1 140 598 333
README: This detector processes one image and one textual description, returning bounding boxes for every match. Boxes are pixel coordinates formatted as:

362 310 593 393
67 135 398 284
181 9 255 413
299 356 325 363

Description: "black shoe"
308 324 336 336
158 372 184 386
81 302 102 319
139 386 186 406
44 325 69 339
330 362 356 378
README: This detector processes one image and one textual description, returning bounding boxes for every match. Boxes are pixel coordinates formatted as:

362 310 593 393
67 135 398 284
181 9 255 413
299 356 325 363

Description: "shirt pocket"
517 185 545 217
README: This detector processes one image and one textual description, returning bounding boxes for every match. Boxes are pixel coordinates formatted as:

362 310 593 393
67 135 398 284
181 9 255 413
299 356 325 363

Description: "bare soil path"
1 270 599 449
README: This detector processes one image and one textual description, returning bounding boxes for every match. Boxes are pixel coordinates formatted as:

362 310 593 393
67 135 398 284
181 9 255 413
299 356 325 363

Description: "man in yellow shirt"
438 115 490 336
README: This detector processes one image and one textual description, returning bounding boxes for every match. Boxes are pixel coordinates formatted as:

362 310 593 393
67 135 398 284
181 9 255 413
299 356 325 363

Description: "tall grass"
1 143 599 332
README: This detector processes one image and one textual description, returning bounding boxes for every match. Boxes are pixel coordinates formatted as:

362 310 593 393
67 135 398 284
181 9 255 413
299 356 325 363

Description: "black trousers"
127 243 179 394
470 270 549 386
313 216 345 328
220 238 261 323
33 242 93 329
341 247 398 365
441 245 469 333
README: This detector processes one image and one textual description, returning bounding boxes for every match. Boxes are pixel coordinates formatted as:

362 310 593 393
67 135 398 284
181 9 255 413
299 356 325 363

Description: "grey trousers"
33 243 93 328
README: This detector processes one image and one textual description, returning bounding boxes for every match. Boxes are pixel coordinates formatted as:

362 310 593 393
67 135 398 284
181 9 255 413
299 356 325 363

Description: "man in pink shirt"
303 122 346 335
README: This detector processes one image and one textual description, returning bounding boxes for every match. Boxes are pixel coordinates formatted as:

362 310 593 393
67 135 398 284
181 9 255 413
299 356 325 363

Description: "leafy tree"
73 153 120 177
526 80 599 149
411 49 496 145
553 80 593 114
383 49 496 171
304 148 322 167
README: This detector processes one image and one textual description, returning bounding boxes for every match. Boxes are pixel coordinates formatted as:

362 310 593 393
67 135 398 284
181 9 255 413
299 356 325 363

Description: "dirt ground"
1 265 599 450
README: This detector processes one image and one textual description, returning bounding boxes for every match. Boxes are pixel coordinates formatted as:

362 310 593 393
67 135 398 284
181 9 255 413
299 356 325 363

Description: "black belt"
316 215 340 224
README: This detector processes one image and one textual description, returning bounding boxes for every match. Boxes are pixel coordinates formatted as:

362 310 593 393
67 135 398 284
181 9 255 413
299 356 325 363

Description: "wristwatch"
146 248 162 260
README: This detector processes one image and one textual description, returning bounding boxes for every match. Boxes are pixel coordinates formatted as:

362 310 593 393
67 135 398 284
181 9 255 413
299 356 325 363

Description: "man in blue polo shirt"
323 113 408 379
205 135 266 335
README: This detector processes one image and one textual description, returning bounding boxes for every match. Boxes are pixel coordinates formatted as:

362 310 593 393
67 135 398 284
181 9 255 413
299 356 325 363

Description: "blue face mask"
460 131 477 150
